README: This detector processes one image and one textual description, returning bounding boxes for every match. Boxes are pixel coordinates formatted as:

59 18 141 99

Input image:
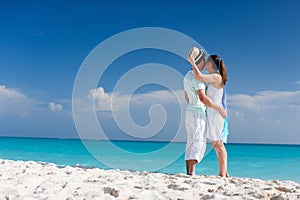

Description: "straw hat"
188 47 200 59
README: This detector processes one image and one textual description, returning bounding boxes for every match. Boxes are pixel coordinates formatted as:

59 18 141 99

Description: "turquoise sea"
0 137 299 182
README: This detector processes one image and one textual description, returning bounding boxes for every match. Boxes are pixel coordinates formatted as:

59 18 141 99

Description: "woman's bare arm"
188 55 219 84
196 89 226 118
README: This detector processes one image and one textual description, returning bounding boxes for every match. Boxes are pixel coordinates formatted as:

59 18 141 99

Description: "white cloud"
232 110 244 120
227 90 300 144
0 85 78 139
4 83 298 144
84 87 185 112
89 87 114 111
228 90 300 112
49 102 63 112
295 81 300 85
0 85 37 117
75 87 300 144
73 87 186 141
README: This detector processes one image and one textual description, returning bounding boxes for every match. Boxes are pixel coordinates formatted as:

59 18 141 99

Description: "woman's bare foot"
219 172 229 178
225 172 230 178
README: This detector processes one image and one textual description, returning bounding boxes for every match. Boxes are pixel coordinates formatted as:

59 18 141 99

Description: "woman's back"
206 84 223 108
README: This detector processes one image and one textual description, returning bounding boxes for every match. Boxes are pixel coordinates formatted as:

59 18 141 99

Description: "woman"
184 48 226 175
188 54 229 178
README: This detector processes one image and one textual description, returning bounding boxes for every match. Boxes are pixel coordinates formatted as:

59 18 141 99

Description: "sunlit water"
0 137 299 182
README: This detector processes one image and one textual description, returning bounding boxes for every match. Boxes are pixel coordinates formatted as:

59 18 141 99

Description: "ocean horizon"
0 136 299 182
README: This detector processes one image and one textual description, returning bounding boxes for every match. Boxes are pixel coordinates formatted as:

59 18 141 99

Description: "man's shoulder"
185 71 205 88
184 70 193 79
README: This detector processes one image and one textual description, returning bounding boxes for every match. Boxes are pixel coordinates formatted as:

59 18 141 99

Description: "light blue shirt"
183 70 206 113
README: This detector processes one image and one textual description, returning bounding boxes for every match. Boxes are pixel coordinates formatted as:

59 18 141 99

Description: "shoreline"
1 136 300 146
0 159 299 199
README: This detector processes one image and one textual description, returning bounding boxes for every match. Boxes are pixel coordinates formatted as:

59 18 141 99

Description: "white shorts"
184 111 206 163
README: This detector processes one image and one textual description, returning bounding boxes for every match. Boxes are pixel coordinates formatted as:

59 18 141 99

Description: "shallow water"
0 137 299 182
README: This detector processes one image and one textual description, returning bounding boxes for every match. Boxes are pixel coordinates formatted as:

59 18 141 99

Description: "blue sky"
0 0 300 144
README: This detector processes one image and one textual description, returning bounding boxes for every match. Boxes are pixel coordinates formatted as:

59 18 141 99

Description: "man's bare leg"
185 160 197 175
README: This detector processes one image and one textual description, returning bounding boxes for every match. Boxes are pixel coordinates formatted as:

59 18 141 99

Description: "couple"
184 47 229 177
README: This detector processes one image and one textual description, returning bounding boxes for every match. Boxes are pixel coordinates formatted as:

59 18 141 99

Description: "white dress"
206 84 225 141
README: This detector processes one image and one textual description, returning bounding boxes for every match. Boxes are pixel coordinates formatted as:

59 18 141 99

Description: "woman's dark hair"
207 55 228 85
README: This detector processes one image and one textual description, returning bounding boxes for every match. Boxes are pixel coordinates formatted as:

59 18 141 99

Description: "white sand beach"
0 159 299 200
